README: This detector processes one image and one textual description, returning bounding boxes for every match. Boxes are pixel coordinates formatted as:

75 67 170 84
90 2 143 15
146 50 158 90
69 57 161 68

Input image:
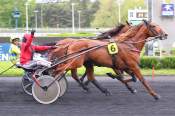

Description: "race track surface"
0 76 175 116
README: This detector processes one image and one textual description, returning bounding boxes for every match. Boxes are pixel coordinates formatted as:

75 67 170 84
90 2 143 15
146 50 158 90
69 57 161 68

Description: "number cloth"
107 42 118 55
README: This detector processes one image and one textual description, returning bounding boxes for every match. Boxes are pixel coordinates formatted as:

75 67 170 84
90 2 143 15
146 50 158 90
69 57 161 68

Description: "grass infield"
0 61 175 77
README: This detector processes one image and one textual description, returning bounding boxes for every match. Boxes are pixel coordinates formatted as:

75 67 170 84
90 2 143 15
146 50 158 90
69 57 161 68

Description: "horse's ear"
126 20 133 26
143 19 148 26
148 19 151 23
126 21 130 26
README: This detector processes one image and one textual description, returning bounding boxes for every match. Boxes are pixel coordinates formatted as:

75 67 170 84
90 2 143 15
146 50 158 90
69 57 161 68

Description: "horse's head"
143 20 168 40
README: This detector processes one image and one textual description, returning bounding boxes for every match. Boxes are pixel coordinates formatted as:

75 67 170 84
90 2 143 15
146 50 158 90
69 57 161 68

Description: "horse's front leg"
112 69 137 94
107 69 137 83
86 65 111 96
130 65 160 100
80 61 92 84
79 69 87 82
71 69 89 92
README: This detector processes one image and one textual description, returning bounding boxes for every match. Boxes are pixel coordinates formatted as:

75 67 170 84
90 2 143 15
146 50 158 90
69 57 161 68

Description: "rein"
119 35 164 54
42 44 107 74
55 44 106 62
123 35 163 44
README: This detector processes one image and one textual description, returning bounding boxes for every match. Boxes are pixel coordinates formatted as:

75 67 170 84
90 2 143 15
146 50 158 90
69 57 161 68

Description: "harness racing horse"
50 23 134 92
53 20 167 100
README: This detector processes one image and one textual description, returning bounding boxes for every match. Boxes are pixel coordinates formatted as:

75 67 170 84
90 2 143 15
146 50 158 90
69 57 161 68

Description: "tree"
91 0 146 27
91 0 118 27
0 0 99 28
35 0 99 28
120 0 146 22
0 0 35 28
74 0 99 27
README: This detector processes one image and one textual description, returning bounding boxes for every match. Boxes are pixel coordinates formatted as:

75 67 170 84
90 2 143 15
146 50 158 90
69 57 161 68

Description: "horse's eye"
151 25 156 28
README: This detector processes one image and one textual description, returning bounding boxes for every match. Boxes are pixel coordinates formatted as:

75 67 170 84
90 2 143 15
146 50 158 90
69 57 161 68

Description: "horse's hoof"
80 78 84 82
131 89 137 94
106 73 115 79
84 81 90 86
154 94 161 100
83 89 91 94
83 87 90 92
103 89 111 96
83 89 91 93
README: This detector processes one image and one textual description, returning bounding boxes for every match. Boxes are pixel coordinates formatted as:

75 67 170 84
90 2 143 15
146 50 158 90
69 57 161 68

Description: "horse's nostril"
165 33 168 36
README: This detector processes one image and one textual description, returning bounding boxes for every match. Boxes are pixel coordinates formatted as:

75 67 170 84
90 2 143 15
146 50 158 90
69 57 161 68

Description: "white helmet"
10 35 20 42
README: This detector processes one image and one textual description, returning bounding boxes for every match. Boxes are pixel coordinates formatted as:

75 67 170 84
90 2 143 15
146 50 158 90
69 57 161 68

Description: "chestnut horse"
53 20 167 100
50 23 133 92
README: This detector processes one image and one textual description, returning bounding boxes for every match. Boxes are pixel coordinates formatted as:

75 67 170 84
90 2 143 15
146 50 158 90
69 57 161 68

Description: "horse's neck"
116 29 138 42
130 31 149 51
117 24 149 51
112 30 125 38
116 24 142 42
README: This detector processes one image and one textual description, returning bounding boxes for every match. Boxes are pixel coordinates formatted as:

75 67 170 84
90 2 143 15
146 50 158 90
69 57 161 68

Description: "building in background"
152 0 175 54
129 0 175 56
128 8 148 25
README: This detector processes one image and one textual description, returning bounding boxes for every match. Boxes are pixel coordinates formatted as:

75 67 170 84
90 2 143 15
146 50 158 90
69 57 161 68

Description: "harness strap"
108 39 117 68
111 54 117 68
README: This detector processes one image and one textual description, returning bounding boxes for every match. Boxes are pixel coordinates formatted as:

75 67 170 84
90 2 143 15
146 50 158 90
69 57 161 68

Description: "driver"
9 35 21 64
20 31 56 68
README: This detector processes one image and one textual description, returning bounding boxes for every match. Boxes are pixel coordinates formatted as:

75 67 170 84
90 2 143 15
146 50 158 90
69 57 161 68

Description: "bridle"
123 21 167 44
144 21 165 40
118 21 168 54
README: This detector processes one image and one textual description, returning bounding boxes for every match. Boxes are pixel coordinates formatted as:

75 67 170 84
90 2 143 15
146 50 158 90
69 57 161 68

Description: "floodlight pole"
78 10 81 31
159 40 162 57
118 1 121 23
34 10 39 30
71 3 75 33
25 2 29 33
147 0 153 21
41 5 43 28
117 0 124 23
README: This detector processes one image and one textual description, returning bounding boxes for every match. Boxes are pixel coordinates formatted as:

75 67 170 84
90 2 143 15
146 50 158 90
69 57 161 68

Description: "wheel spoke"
24 83 32 89
22 77 33 96
32 75 61 104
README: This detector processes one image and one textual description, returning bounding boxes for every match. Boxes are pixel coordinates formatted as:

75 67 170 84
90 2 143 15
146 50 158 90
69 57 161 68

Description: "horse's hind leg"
112 69 137 94
80 69 91 87
80 61 92 85
86 65 111 96
71 69 89 92
80 69 87 82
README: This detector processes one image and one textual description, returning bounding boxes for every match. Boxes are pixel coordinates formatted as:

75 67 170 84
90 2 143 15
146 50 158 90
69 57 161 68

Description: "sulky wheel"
21 74 33 96
58 76 68 97
32 75 61 104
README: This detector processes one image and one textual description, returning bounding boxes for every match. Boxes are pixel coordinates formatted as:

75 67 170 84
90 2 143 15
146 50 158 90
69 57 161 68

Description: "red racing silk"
20 34 51 65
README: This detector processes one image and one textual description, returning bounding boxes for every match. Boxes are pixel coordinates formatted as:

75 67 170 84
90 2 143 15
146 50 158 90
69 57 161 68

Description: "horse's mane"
117 23 143 42
97 23 125 39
